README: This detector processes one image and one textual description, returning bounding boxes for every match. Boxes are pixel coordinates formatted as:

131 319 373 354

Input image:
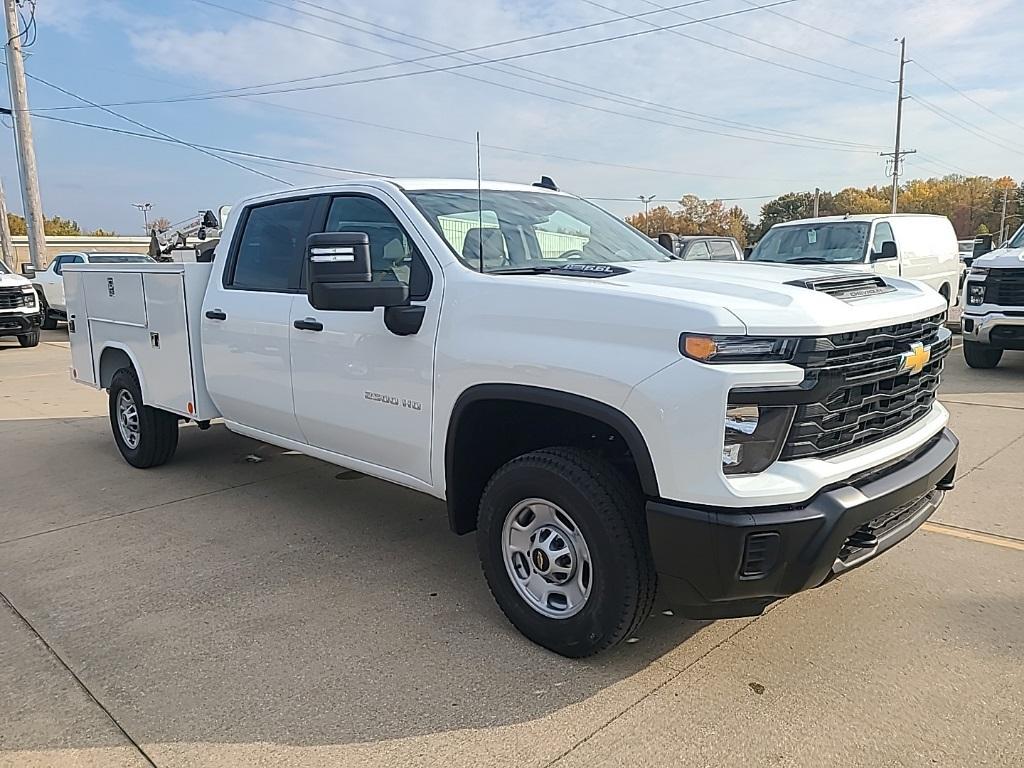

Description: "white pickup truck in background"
0 259 41 347
25 251 152 329
961 222 1024 368
64 178 959 657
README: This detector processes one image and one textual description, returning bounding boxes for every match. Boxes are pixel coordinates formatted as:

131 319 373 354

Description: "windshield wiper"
487 266 557 274
781 257 831 264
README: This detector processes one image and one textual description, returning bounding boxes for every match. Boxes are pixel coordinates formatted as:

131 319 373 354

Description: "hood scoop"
786 273 896 301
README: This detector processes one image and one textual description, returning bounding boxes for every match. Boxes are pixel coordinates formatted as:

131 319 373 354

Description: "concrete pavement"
1 331 1022 767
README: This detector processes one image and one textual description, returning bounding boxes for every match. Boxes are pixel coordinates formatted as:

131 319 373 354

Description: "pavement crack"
956 432 1024 484
941 398 1024 412
0 591 160 768
0 467 315 547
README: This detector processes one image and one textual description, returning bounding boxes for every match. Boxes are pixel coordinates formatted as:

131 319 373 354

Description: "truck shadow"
1 419 709 755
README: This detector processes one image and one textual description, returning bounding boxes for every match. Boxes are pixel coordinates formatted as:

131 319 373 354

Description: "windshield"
88 254 153 264
750 222 870 264
0 260 9 275
1008 225 1024 249
406 190 671 272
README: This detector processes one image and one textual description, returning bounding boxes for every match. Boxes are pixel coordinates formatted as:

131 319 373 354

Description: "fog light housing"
967 284 986 305
723 404 796 475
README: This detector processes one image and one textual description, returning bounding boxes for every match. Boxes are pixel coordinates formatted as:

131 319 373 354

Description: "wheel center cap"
532 548 550 572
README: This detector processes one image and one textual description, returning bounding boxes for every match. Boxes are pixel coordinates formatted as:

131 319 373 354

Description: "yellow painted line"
921 521 1024 551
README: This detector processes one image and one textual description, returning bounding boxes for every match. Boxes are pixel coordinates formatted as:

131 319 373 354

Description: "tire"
963 340 1002 369
37 292 58 330
17 330 40 347
108 367 179 468
477 447 656 658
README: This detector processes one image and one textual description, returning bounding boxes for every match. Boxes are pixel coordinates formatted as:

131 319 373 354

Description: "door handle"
293 317 324 332
205 309 227 320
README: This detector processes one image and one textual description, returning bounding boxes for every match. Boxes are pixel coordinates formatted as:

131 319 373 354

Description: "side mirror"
742 246 753 259
306 231 409 311
872 240 898 262
20 263 35 278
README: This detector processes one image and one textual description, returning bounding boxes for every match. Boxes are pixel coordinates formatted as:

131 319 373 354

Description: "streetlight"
638 195 656 234
132 202 152 233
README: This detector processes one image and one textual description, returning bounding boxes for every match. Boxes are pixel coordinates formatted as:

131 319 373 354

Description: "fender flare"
444 384 660 529
97 343 149 401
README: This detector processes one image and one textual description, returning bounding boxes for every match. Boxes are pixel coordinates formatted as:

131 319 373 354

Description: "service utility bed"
63 263 220 421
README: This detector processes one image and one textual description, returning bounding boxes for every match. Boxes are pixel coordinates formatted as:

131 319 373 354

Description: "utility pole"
880 37 916 214
638 195 656 234
132 202 152 233
0 178 15 270
812 187 820 217
3 0 46 270
998 188 1009 245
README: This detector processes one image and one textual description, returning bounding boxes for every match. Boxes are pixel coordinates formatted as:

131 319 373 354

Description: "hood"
541 260 946 336
973 246 1024 269
0 270 30 288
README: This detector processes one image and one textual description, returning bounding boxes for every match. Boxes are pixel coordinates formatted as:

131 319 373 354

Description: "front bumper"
962 310 1024 349
647 427 958 619
0 312 40 335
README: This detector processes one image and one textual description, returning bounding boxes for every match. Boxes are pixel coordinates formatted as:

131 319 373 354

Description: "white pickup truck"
64 178 959 657
961 223 1024 368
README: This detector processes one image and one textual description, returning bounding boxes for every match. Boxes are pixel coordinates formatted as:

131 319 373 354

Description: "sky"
2 0 1021 233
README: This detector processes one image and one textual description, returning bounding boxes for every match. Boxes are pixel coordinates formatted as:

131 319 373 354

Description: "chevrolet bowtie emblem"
900 342 932 375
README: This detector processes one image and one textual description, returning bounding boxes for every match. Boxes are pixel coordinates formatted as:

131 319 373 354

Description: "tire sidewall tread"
477 447 656 658
108 367 179 468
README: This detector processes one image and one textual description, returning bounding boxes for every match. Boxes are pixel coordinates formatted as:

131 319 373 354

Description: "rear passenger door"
201 197 314 442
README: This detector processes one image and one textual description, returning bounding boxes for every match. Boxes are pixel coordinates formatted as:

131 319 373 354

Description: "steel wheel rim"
501 498 593 619
116 390 141 449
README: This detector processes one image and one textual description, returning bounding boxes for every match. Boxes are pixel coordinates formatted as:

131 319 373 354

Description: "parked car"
749 214 960 307
25 251 153 329
0 258 41 346
64 178 958 657
656 233 742 261
961 223 1024 368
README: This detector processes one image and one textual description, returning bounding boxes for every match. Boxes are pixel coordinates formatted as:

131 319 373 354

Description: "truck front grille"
0 287 31 310
985 269 1024 307
781 313 950 460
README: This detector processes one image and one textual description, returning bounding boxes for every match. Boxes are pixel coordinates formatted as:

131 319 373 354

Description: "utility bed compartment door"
64 269 97 386
82 271 147 326
140 272 194 416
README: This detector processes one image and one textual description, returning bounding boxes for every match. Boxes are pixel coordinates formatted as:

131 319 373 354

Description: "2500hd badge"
364 390 422 411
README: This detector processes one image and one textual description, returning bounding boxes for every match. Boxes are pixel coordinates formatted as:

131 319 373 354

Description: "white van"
749 214 961 306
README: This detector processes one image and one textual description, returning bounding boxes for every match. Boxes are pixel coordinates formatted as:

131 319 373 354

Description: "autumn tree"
6 213 82 236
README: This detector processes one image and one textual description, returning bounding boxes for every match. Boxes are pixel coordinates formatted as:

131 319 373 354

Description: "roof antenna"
476 130 484 274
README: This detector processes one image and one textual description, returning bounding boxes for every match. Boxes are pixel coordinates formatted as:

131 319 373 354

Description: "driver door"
289 191 441 483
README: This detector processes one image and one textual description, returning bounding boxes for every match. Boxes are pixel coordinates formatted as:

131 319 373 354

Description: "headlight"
969 267 988 279
20 287 36 307
681 334 797 363
722 404 796 475
967 284 986 306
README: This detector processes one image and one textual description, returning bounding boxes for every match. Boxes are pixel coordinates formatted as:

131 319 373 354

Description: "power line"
57 0 800 105
12 67 292 185
579 0 889 93
32 3 888 154
244 0 882 149
29 112 391 178
911 59 1024 134
739 0 895 56
909 94 1024 158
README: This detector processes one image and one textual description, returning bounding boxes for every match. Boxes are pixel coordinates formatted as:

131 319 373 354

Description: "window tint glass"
325 196 430 298
709 240 738 260
685 241 711 260
872 221 895 254
53 255 73 275
89 254 153 264
231 199 309 291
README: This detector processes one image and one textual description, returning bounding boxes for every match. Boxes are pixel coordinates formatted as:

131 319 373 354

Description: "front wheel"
963 340 1002 369
37 292 58 330
108 367 179 468
477 448 656 658
17 330 40 347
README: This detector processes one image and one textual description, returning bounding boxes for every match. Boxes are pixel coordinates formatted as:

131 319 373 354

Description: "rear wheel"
108 367 179 467
17 330 39 347
477 447 656 658
963 340 1002 369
